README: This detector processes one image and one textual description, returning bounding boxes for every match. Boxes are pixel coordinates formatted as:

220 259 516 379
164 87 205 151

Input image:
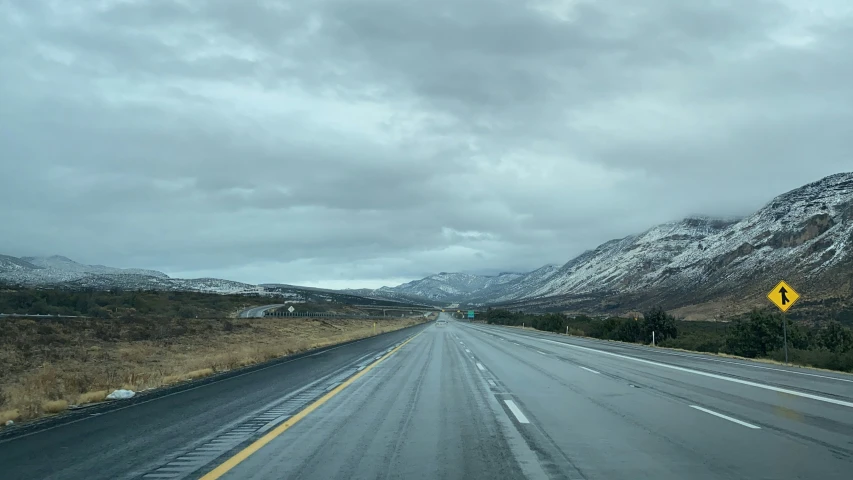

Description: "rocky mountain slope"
374 172 853 315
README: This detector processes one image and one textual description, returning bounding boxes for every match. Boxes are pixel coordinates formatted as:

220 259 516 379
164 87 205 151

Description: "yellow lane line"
199 331 423 480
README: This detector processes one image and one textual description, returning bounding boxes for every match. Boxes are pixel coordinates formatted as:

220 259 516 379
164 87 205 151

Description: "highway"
238 304 285 318
1 314 851 479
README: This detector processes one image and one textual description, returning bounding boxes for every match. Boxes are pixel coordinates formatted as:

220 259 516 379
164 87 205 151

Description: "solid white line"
489 324 853 384
690 405 760 429
476 362 486 371
649 350 853 383
580 366 600 374
504 400 530 424
538 338 853 409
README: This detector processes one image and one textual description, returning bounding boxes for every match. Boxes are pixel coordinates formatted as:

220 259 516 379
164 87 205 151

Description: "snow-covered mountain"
375 172 853 309
60 274 265 295
367 217 742 304
518 215 740 299
0 255 264 295
0 254 40 272
467 264 561 304
21 255 168 278
365 271 528 303
653 172 853 302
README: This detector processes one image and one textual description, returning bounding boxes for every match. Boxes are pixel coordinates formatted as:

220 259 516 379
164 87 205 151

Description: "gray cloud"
1 0 851 287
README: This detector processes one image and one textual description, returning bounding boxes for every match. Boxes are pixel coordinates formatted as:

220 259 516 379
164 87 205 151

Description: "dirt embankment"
0 315 431 425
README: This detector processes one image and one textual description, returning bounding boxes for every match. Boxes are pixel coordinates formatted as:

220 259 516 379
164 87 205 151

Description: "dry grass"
163 368 215 385
41 400 68 414
77 390 109 405
0 409 20 424
0 315 429 426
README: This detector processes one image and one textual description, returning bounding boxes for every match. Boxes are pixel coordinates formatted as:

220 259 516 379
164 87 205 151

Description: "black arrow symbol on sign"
779 287 789 305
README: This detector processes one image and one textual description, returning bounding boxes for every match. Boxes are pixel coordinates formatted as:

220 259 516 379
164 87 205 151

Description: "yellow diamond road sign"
767 280 800 312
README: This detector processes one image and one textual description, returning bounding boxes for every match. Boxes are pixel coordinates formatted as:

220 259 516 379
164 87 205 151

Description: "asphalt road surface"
238 304 285 318
2 314 852 479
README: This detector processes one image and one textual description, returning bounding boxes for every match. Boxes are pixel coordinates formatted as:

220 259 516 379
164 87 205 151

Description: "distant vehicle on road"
436 319 447 327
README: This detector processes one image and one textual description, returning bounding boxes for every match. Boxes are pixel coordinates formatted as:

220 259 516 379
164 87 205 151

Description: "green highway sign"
468 310 475 319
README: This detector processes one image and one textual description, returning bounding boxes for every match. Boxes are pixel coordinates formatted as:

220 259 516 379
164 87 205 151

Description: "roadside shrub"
90 306 113 319
816 321 853 353
589 317 644 342
642 306 678 343
767 348 853 372
659 334 724 353
723 309 785 358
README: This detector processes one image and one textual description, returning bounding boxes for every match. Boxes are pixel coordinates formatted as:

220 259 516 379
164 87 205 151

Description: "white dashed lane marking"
690 406 760 429
504 400 530 424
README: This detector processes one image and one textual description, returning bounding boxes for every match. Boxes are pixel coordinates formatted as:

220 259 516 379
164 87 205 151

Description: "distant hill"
349 271 535 304
0 255 265 295
21 255 169 278
0 255 431 306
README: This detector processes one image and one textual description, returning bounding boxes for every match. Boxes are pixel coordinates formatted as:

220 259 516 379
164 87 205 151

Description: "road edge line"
198 331 423 480
536 338 853 408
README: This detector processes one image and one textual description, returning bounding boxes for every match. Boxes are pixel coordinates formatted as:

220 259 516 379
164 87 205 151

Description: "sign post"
767 280 800 364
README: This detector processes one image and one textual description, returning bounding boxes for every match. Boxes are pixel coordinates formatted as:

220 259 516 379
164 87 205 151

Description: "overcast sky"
1 0 851 289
